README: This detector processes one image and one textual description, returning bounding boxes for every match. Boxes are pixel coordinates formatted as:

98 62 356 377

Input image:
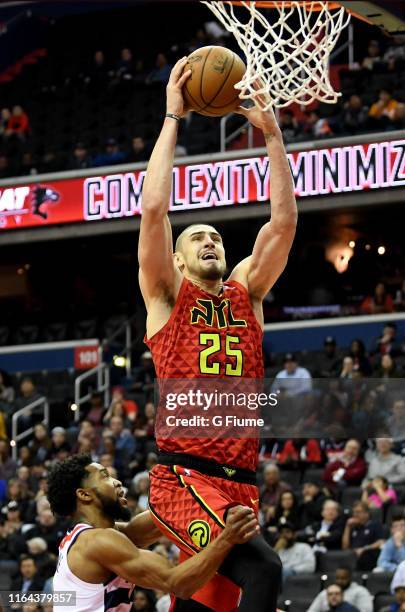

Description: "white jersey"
53 523 135 612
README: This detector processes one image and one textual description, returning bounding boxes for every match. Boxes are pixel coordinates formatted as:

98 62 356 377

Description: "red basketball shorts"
148 463 259 611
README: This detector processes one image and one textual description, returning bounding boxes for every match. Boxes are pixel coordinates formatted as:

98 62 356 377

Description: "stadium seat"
365 571 393 596
369 507 384 524
341 486 362 508
386 504 405 524
373 593 396 612
280 469 302 488
318 550 357 573
282 573 321 600
303 468 324 485
282 600 314 612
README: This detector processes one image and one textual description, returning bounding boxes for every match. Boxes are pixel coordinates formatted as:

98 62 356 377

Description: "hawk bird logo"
32 186 60 220
188 520 211 549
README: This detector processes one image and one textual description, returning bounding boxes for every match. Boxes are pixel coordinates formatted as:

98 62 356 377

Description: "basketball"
183 46 246 117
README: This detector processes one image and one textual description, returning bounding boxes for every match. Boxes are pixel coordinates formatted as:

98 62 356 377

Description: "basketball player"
139 57 297 611
49 454 259 612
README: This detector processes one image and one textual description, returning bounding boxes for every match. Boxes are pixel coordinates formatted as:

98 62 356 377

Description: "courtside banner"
0 138 404 231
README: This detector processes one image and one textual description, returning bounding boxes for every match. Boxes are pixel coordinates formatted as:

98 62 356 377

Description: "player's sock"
218 534 282 612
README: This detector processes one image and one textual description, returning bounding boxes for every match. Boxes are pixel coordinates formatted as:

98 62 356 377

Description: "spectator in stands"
369 90 399 128
85 391 105 426
267 490 300 533
383 35 405 71
361 283 395 315
364 438 405 485
133 402 156 443
104 387 138 423
0 370 14 405
25 508 61 555
324 584 360 612
392 561 405 605
361 476 397 509
389 400 405 450
272 353 312 396
378 516 405 572
15 378 41 411
308 567 373 612
0 108 11 138
11 554 44 592
362 39 382 70
132 473 149 512
133 588 156 611
26 537 56 582
85 50 109 89
146 52 172 84
132 351 156 398
274 521 316 581
28 424 52 464
5 105 30 140
339 356 355 380
348 339 372 376
154 588 171 612
116 47 134 80
342 500 385 570
312 336 342 377
105 414 136 463
279 110 301 142
300 499 345 552
0 439 17 481
68 142 92 170
299 480 328 526
324 439 367 492
373 322 400 357
260 463 291 524
376 353 402 378
395 280 405 312
128 136 150 163
302 109 333 138
340 95 369 135
93 138 127 167
49 426 71 461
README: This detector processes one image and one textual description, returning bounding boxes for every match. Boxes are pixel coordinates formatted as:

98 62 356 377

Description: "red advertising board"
0 139 404 231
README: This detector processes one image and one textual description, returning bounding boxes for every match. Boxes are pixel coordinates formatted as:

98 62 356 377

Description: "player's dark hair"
47 454 92 517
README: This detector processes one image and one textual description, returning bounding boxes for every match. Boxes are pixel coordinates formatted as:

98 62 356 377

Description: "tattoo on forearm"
264 133 274 144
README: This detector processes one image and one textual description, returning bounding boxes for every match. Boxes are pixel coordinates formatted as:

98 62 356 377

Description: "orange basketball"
183 46 246 117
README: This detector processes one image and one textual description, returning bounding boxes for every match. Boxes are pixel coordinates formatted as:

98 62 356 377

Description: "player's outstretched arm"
116 510 162 549
138 58 191 306
90 506 258 600
230 95 297 309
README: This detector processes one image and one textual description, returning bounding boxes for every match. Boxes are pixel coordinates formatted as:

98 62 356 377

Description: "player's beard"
194 259 227 281
94 490 131 521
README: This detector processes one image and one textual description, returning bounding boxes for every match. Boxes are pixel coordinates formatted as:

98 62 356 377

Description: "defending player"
139 57 297 611
49 454 259 612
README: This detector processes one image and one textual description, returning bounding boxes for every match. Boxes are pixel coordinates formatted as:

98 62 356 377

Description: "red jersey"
146 277 263 470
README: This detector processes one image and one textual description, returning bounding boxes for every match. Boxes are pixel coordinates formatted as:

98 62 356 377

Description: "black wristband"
166 112 181 122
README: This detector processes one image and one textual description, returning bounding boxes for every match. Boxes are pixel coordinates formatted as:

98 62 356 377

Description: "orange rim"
227 2 374 25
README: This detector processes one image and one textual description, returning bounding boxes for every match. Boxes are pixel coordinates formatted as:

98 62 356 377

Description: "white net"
201 1 351 108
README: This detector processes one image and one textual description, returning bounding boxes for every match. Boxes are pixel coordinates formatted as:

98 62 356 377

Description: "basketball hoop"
201 1 351 108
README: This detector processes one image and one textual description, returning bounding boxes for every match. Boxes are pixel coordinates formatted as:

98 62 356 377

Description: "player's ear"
173 251 185 271
76 487 93 504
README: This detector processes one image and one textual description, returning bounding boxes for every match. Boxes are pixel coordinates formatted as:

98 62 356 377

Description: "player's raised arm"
138 58 191 306
229 96 297 312
90 506 258 600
